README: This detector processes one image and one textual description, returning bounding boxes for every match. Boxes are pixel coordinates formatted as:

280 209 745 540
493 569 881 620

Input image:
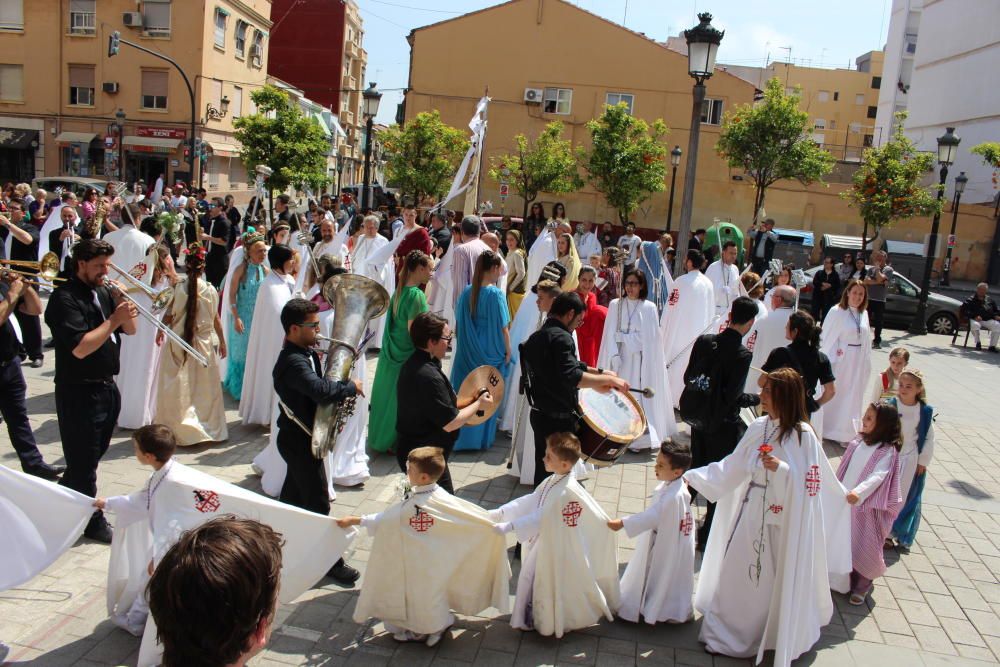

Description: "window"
829 120 837 130
814 118 826 130
68 65 95 106
231 86 242 118
0 63 23 101
833 91 839 101
69 0 95 34
209 78 222 110
871 76 882 89
543 88 572 115
251 30 264 67
700 98 724 125
213 8 227 49
207 157 219 189
605 92 634 114
817 90 829 102
343 56 351 76
143 0 171 35
0 0 23 30
890 276 917 297
235 20 248 57
863 134 874 147
855 93 865 105
141 70 168 109
867 105 877 119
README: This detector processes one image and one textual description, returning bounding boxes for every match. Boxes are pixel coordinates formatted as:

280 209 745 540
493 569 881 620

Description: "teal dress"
223 263 265 399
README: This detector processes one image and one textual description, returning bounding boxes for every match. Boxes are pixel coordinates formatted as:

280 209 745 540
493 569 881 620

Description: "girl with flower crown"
222 227 269 399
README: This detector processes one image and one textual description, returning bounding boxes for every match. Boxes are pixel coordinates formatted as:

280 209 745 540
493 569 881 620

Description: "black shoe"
326 558 360 585
28 357 43 368
976 342 983 350
872 341 881 350
24 463 65 481
84 516 114 544
44 339 56 349
514 542 522 560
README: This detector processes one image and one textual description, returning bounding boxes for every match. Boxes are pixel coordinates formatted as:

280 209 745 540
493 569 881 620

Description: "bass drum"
577 387 647 467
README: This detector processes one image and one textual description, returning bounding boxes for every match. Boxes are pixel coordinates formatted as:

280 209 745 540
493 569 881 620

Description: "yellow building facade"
405 0 993 280
0 0 272 199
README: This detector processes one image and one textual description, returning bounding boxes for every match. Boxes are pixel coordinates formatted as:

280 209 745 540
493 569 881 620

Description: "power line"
358 6 409 29
366 0 462 14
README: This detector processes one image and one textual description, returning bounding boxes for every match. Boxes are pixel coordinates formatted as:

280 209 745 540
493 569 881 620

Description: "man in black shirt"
520 292 628 487
273 298 361 584
45 239 137 543
200 197 231 289
1 198 45 367
429 210 452 257
0 274 64 479
275 193 295 230
396 312 493 493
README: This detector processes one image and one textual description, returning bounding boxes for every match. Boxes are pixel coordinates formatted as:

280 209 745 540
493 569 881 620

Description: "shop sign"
136 127 187 139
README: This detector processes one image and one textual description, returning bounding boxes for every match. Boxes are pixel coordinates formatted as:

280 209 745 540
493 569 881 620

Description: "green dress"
368 285 429 453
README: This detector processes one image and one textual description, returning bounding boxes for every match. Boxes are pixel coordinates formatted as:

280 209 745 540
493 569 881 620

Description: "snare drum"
577 387 647 467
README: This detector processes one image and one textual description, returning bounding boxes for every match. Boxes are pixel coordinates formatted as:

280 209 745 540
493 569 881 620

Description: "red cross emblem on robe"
805 465 821 497
679 511 693 536
768 504 784 515
668 288 680 306
746 330 758 352
408 507 434 533
562 501 583 527
193 489 220 513
128 262 147 280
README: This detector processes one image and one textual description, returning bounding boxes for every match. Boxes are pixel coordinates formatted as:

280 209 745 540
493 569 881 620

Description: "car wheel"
927 312 957 335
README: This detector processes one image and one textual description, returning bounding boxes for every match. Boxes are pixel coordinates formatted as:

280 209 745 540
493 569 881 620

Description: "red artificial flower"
758 444 773 455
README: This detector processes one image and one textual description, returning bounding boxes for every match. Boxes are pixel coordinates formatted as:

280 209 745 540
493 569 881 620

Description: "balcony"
341 110 355 126
343 75 357 91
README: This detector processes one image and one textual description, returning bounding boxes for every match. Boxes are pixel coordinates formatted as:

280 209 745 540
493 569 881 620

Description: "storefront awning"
123 136 181 153
54 131 96 145
205 140 241 157
330 115 348 139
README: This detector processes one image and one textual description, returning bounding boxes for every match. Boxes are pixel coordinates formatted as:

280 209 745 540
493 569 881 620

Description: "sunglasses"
438 334 453 343
298 321 321 329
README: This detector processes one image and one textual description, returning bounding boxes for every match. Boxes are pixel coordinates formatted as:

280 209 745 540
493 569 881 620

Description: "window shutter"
143 70 168 97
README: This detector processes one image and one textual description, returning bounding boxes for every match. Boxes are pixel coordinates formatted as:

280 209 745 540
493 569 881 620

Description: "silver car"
31 177 133 201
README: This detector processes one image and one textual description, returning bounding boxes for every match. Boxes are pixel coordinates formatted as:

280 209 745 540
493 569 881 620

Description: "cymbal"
456 365 505 426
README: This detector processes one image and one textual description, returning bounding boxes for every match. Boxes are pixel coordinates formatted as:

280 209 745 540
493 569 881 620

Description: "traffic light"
108 31 120 57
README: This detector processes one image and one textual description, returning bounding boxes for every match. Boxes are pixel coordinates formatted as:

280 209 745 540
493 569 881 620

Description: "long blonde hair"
470 250 502 315
899 368 927 404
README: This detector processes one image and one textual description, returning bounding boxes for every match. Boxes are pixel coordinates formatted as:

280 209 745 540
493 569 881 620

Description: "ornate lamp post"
910 127 960 335
335 153 344 198
673 13 724 270
941 170 967 286
114 108 126 182
665 145 682 234
361 82 382 212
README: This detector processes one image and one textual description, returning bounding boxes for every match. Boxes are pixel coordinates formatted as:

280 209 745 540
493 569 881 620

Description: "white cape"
0 465 93 591
427 241 456 330
239 271 294 425
103 224 155 286
744 307 793 393
350 234 394 349
705 260 740 319
660 270 716 408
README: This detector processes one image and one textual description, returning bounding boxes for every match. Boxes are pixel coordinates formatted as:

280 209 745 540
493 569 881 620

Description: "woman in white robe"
820 279 872 445
597 268 676 451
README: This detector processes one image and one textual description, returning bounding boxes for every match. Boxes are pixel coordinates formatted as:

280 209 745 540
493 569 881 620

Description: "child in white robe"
338 447 510 648
870 346 909 404
492 432 619 637
93 425 177 636
608 441 694 624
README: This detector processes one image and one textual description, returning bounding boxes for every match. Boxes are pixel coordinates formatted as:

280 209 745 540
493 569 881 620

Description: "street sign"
499 183 509 200
947 234 956 248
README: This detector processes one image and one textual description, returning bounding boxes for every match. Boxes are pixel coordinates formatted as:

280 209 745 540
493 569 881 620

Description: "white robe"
349 233 393 348
117 278 169 429
239 271 295 425
104 223 155 285
354 484 511 635
618 478 694 624
660 270 716 408
37 203 68 262
526 227 558 287
705 260 741 320
684 418 851 666
496 474 619 637
427 241 456 330
575 231 602 264
744 307 793 393
820 306 872 443
598 298 677 449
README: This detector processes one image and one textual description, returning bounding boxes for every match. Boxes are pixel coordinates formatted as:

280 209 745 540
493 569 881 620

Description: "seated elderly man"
961 282 1000 352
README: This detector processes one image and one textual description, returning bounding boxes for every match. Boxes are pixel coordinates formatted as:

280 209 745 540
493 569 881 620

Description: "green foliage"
716 78 834 222
970 142 1000 168
380 111 468 205
488 122 583 218
842 112 941 239
578 103 669 224
233 85 331 194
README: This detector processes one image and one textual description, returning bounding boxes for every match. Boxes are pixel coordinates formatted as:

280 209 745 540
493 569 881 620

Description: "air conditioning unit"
122 12 142 27
251 44 263 67
102 82 119 94
524 87 543 104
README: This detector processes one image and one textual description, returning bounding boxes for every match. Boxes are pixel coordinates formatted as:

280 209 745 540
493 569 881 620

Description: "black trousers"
868 300 886 344
14 309 42 360
0 358 44 469
751 256 768 276
277 429 330 516
395 438 454 494
56 381 120 527
529 410 580 488
689 418 747 542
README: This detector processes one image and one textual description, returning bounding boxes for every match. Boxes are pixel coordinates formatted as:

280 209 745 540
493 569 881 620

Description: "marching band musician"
272 297 361 585
44 239 138 543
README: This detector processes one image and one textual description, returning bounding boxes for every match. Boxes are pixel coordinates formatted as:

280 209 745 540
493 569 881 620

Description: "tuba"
311 273 389 459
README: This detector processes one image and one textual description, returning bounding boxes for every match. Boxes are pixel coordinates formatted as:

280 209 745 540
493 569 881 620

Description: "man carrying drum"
519 292 628 487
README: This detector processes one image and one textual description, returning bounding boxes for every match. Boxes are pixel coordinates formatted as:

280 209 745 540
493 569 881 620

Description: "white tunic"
575 231 602 263
896 400 934 502
704 260 741 319
744 307 793 393
349 234 393 348
117 278 169 429
239 271 295 425
820 306 872 443
660 269 716 408
840 441 894 503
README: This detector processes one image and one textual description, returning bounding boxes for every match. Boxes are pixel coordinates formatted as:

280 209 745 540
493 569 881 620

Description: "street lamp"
941 171 968 286
114 108 126 182
910 126 960 335
335 153 345 199
361 82 382 212
665 145 682 234
674 13 724 271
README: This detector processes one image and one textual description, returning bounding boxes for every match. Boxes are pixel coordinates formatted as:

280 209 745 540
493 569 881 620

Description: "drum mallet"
630 387 655 398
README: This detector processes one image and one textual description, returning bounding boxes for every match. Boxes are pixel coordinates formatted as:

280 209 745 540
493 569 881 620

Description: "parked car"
31 177 133 201
799 264 962 335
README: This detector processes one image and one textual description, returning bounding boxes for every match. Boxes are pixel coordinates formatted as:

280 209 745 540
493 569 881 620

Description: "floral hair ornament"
182 241 207 261
242 226 265 247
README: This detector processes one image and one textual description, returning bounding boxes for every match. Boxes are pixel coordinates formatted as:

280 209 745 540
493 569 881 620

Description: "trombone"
0 252 64 285
109 261 173 311
103 278 209 367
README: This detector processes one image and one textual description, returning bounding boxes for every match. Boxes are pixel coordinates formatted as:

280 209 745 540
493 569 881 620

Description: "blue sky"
359 0 892 125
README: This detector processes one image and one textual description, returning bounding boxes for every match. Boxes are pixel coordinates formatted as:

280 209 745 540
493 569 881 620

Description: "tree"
380 111 468 206
716 78 835 226
971 142 1000 194
841 112 941 255
578 103 669 224
487 122 582 219
233 85 331 197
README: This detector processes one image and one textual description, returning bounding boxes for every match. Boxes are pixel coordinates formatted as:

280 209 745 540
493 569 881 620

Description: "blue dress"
450 284 511 451
222 263 265 400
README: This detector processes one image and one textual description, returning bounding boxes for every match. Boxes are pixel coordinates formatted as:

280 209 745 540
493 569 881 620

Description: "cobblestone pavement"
2 325 999 667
